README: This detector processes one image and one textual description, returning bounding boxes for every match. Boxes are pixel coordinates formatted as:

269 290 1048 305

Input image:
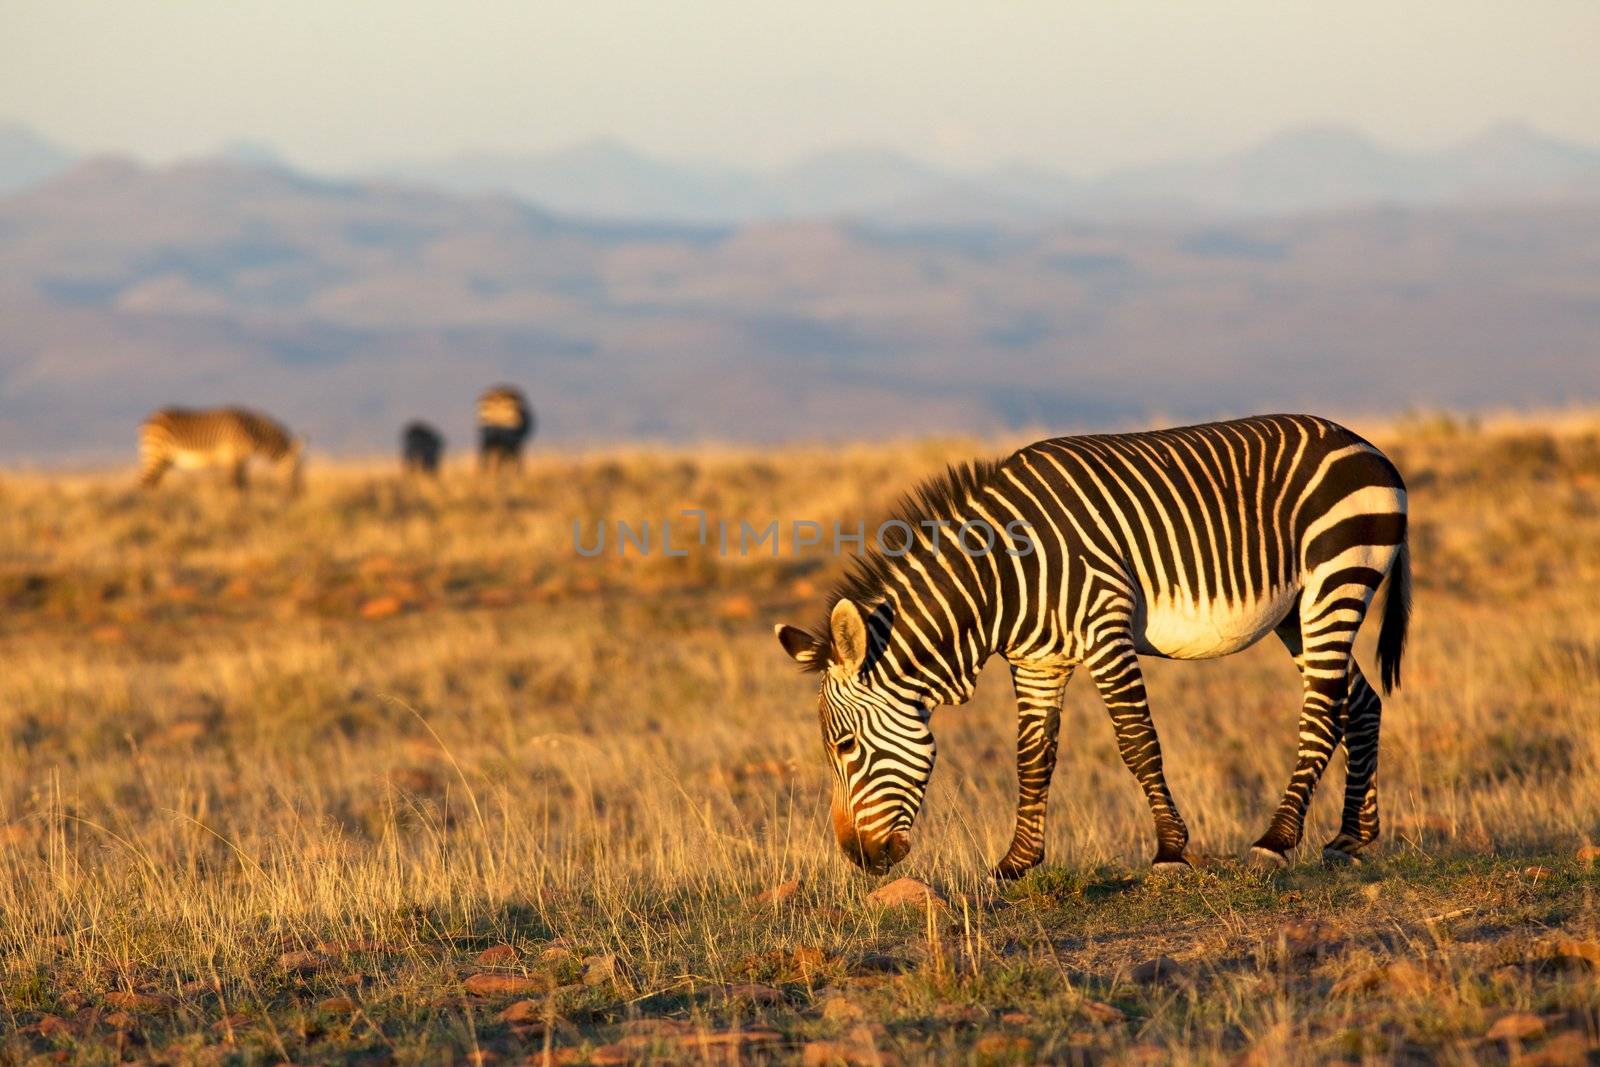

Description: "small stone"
476 944 518 965
462 973 551 997
497 999 545 1025
791 945 827 971
1079 999 1126 1024
1578 844 1600 866
1485 1012 1546 1041
102 1010 138 1031
1524 865 1554 882
1130 956 1189 984
933 1003 985 1027
102 990 175 1012
31 1014 73 1038
278 950 331 975
803 1040 873 1067
999 1011 1032 1025
866 877 947 909
581 953 621 987
1277 919 1335 959
1544 939 1600 967
359 595 404 620
1329 961 1432 996
538 945 575 965
755 879 801 905
724 982 784 1005
974 1033 1034 1058
316 996 357 1015
1516 1031 1590 1067
821 994 867 1024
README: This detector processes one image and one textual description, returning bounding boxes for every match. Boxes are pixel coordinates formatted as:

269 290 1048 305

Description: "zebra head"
776 598 934 874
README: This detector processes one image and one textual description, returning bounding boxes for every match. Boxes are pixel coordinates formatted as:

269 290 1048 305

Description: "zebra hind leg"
1322 666 1382 865
1086 630 1190 870
1250 604 1359 868
992 661 1072 880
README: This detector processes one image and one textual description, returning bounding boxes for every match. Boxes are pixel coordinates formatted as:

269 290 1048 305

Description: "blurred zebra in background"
401 421 444 476
139 407 305 495
476 385 534 474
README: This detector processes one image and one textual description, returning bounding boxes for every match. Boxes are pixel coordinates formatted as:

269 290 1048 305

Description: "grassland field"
2 412 1600 1066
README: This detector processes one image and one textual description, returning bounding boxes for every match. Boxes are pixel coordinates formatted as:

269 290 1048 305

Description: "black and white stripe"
777 414 1410 876
139 406 304 495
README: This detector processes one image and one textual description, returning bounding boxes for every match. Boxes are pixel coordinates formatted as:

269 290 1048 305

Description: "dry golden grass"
2 413 1599 1065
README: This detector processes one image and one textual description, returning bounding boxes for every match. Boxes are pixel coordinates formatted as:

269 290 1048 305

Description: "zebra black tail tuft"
1377 540 1411 694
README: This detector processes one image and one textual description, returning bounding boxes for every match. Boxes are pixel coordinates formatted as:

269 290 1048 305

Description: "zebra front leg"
993 660 1072 880
1322 666 1382 864
1086 634 1190 869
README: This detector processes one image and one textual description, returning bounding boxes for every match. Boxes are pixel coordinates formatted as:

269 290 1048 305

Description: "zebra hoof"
990 862 1036 882
1248 846 1290 870
1321 847 1363 867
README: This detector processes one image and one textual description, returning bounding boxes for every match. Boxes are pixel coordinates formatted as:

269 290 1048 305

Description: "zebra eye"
834 736 857 757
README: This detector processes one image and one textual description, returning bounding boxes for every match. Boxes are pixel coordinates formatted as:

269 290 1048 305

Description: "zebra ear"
829 598 869 673
774 623 821 665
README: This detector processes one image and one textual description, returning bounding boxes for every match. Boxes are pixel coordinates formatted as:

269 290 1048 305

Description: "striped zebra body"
476 385 534 473
776 414 1410 876
401 421 445 476
139 407 304 494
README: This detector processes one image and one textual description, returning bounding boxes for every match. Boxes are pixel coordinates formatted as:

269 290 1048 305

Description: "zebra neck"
868 566 998 707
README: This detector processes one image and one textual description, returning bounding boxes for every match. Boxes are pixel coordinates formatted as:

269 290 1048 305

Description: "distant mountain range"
4 120 1598 226
383 121 1600 223
2 151 1597 461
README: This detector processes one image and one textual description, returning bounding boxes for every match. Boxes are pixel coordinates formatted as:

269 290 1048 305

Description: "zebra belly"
1131 585 1298 660
171 448 242 469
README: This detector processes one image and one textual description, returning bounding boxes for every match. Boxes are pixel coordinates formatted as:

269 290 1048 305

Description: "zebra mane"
801 457 1003 673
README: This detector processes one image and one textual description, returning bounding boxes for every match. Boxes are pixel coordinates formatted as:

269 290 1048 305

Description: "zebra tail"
1377 540 1411 694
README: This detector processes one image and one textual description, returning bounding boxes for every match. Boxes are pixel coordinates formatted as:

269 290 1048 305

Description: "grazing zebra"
775 414 1409 877
139 407 305 495
401 420 445 476
476 385 534 473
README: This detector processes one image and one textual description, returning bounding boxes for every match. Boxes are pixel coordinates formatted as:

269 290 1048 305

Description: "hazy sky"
4 1 1598 173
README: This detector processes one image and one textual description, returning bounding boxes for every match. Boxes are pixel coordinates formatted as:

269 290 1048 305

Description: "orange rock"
718 594 758 620
1329 960 1432 996
476 944 518 965
866 877 947 910
723 982 784 1005
153 719 207 747
974 1033 1034 1058
498 999 546 1024
1524 865 1554 882
359 595 404 620
316 996 357 1015
999 1011 1032 1025
1579 844 1600 866
1485 1012 1545 1041
278 950 331 975
30 1014 73 1039
1079 999 1126 1024
790 578 818 599
1543 938 1600 967
1516 1031 1591 1067
103 1010 138 1031
1130 956 1189 984
388 766 442 794
463 973 550 997
755 879 801 905
103 990 175 1012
